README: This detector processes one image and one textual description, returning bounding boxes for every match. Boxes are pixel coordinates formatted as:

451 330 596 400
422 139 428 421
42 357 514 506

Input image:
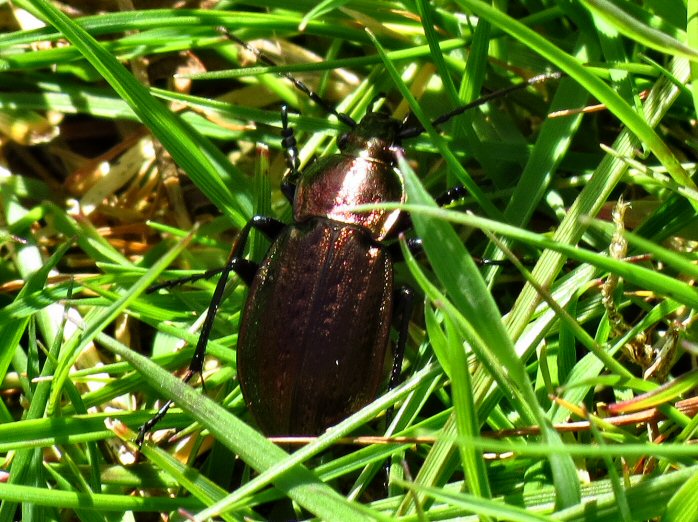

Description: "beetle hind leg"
381 286 414 489
147 216 285 292
137 215 285 445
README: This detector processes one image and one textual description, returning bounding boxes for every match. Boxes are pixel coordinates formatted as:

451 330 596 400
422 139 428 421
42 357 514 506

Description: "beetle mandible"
137 34 558 441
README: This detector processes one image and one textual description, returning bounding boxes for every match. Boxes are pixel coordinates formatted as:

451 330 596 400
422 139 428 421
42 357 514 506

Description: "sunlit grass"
0 1 696 520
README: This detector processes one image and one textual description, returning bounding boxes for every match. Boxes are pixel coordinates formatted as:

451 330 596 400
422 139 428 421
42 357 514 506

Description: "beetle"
236 107 413 435
137 34 558 441
138 104 417 439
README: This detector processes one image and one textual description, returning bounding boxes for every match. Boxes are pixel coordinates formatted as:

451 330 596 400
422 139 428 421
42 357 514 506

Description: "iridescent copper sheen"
293 112 404 241
237 221 392 435
237 112 405 436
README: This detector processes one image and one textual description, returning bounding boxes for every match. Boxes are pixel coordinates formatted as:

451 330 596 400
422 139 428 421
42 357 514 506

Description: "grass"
0 0 697 520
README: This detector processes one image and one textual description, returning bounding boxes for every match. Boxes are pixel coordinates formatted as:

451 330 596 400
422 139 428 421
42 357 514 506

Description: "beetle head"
338 110 402 164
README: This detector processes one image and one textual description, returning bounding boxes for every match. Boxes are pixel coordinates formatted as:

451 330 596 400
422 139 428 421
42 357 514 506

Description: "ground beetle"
137 34 558 441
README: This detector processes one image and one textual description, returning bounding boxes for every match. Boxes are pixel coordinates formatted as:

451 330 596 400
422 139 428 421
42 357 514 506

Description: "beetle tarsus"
136 399 174 446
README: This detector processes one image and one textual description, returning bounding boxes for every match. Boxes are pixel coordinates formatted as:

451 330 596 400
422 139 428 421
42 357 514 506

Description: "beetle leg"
248 214 286 241
384 286 414 433
165 215 284 361
137 215 284 445
145 259 255 293
387 237 506 268
386 238 423 261
388 185 469 238
147 216 285 292
280 105 300 202
389 286 414 401
434 185 468 207
383 286 414 488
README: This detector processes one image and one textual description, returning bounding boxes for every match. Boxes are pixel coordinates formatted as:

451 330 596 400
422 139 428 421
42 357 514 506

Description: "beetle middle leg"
136 215 284 444
147 216 285 292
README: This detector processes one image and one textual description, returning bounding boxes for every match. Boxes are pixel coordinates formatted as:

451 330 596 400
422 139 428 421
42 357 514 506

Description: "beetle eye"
338 133 349 150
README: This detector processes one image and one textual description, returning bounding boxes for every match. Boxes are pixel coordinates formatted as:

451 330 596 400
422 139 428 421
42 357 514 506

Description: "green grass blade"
397 154 581 507
581 0 698 60
456 0 696 206
97 334 380 522
19 0 253 226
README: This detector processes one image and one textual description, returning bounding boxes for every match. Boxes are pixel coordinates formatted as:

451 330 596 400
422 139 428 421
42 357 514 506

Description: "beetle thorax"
293 113 405 241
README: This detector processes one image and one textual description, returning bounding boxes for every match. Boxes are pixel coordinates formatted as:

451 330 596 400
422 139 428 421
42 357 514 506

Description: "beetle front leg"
280 105 301 202
136 215 284 445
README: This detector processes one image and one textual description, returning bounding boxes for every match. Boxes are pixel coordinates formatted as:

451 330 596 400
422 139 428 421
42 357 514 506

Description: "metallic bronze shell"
237 219 393 436
293 154 403 241
292 111 404 241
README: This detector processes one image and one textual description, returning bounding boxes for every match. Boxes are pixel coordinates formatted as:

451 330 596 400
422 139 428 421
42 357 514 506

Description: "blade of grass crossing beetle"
388 203 698 309
401 244 491 499
394 157 530 413
400 241 527 421
397 154 581 507
97 333 381 522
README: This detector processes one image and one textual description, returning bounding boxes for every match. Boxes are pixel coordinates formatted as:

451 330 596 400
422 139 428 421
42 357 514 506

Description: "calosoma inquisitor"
137 34 558 441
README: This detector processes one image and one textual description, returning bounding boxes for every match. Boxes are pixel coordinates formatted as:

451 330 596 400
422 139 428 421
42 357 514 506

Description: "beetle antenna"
398 71 563 139
219 28 357 128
